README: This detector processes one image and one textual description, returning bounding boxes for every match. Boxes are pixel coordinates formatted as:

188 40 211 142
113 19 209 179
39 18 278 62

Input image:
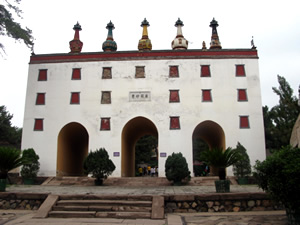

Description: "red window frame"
202 90 212 102
72 68 81 80
100 118 111 130
169 90 180 102
240 116 250 128
70 92 80 104
170 117 180 129
169 66 179 78
238 89 248 101
201 65 211 77
34 119 43 131
38 69 47 81
236 65 246 76
36 93 45 105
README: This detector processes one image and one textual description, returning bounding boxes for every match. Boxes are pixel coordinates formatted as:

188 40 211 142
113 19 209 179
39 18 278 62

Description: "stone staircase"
35 194 164 219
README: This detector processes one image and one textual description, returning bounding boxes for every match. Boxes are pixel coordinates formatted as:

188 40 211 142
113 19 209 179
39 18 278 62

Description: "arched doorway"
192 120 225 176
57 122 89 177
121 117 158 177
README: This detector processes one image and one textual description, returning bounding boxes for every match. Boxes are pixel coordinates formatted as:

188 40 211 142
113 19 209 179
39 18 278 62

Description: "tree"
0 105 22 148
253 146 300 224
264 75 300 151
165 152 190 185
232 142 251 179
135 135 158 167
0 0 34 55
83 148 116 185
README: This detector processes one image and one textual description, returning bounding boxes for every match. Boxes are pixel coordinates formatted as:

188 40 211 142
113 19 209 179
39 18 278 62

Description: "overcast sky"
1 0 299 127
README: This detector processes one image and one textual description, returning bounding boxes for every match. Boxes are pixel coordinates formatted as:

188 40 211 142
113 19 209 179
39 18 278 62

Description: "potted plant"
83 148 115 185
0 147 24 191
165 152 191 185
232 142 251 184
254 146 300 225
200 147 241 192
20 148 40 185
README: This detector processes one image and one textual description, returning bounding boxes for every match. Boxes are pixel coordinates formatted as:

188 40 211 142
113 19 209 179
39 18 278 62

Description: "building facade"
21 19 266 177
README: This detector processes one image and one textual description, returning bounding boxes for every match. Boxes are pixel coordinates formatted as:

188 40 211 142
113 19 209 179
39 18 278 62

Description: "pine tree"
264 75 300 151
0 0 34 55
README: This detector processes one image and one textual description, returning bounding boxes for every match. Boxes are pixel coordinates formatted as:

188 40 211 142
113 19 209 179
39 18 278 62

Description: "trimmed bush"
165 152 190 185
20 148 40 180
83 148 115 184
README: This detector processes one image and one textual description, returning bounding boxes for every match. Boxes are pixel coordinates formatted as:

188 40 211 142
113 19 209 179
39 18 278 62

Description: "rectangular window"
34 119 43 131
169 66 179 78
238 89 248 101
135 66 145 78
202 89 212 102
101 91 111 104
236 65 246 76
36 93 45 105
201 65 211 77
70 92 80 104
100 118 111 130
169 90 180 103
72 68 81 80
170 116 180 129
102 67 112 79
240 116 250 128
38 69 47 81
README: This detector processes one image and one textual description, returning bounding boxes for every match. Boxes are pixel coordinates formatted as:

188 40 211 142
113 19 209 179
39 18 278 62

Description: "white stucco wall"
22 53 266 177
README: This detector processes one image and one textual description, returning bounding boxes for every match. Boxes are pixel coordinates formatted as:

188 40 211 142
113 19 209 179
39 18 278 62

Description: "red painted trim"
30 49 258 64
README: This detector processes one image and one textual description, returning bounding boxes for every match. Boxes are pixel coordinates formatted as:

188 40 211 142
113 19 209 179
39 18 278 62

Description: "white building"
21 18 266 177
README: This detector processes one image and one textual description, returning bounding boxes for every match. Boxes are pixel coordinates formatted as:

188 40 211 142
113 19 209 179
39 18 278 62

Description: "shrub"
20 148 40 179
253 146 300 212
165 152 190 185
0 146 24 179
232 142 251 178
83 148 115 183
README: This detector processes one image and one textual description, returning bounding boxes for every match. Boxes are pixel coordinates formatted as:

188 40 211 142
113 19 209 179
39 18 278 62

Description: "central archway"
192 120 225 176
57 122 89 177
121 117 158 177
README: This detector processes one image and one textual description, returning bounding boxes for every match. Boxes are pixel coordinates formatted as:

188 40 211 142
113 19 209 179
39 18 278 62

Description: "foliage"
83 148 115 181
253 146 300 211
0 105 22 148
193 138 209 162
232 142 252 178
135 135 158 167
165 152 190 184
0 146 24 179
263 75 300 151
0 0 34 55
20 148 40 179
200 147 241 180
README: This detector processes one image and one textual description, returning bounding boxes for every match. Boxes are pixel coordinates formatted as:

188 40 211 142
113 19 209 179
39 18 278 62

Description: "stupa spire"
138 18 152 51
171 18 188 50
69 22 83 53
102 21 117 52
209 18 222 49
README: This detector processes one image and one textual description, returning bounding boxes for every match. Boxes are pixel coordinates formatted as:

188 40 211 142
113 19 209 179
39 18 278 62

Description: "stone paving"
6 184 263 195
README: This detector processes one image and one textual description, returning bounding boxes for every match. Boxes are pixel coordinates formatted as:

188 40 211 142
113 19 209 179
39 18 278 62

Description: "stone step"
95 211 151 219
52 205 151 212
48 211 96 218
49 210 151 219
56 199 152 207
